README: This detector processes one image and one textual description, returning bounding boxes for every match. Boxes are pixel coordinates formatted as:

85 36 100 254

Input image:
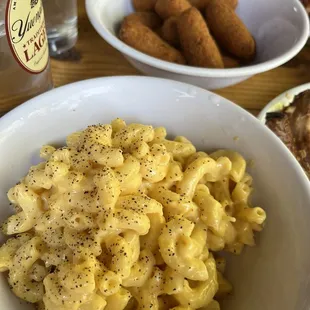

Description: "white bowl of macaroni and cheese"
0 77 309 310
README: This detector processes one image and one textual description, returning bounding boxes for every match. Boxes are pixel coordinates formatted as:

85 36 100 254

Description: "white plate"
258 82 310 122
1 77 310 310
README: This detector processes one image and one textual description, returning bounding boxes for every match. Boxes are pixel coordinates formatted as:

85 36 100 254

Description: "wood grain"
2 0 310 116
52 0 310 111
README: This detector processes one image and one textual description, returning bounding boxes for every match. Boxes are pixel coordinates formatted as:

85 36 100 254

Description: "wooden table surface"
49 0 309 116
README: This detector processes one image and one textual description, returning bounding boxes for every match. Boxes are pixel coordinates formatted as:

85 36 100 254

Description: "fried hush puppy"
133 0 157 12
119 20 186 64
120 0 254 69
205 0 255 61
160 16 179 46
155 0 192 19
189 0 238 10
177 7 224 68
123 12 162 29
222 55 240 68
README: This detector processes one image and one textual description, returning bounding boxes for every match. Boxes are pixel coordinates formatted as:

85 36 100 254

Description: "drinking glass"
43 0 78 56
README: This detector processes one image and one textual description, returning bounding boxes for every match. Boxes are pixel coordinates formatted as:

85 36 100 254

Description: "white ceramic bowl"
1 77 310 310
258 82 310 123
86 0 309 90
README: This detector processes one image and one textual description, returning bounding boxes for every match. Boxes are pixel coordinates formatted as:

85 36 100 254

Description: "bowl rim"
258 82 310 123
86 0 310 78
0 76 308 182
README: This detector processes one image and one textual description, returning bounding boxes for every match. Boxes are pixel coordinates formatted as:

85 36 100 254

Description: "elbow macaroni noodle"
0 119 266 309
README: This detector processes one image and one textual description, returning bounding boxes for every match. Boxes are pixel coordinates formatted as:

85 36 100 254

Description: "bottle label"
5 0 49 74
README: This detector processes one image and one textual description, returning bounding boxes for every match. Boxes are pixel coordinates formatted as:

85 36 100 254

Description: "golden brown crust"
123 12 162 30
177 7 224 68
189 0 238 10
132 0 157 12
222 55 240 68
119 20 186 64
188 0 209 10
205 0 255 61
229 0 239 9
155 0 192 19
160 16 180 46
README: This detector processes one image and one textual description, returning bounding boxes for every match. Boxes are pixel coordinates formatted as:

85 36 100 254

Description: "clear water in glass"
43 0 78 56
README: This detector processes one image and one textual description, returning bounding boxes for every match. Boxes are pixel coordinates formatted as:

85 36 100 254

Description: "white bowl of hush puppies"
86 0 310 90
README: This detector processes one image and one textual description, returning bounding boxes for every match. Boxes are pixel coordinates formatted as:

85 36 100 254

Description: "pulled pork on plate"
266 90 310 177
